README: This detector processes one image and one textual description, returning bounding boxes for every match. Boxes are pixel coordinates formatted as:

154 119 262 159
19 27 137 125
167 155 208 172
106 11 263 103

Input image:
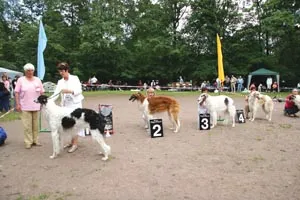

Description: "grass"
16 193 50 200
0 90 291 122
251 155 265 162
279 123 292 129
0 110 20 122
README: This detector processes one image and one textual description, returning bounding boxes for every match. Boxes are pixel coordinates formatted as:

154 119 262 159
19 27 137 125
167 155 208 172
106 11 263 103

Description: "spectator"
91 76 98 84
258 83 263 92
14 63 45 149
297 82 300 89
0 82 10 112
284 88 299 117
272 82 278 92
266 77 272 92
230 75 237 93
1 74 10 91
225 75 230 87
237 76 244 92
51 62 85 153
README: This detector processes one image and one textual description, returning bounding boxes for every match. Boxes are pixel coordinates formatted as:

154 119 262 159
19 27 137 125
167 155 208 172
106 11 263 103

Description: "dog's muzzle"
129 96 137 102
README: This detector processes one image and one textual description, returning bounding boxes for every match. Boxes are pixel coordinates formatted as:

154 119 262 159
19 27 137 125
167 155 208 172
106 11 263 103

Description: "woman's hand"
16 104 21 112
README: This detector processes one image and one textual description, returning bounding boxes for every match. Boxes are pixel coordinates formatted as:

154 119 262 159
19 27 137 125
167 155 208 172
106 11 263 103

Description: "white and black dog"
197 93 236 128
36 95 111 161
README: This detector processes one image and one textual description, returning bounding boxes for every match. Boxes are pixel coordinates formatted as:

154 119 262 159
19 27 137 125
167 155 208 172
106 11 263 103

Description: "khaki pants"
21 111 39 146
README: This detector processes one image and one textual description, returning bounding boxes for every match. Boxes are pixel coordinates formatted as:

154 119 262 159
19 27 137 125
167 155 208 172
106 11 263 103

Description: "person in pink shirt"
14 63 45 149
1 74 10 92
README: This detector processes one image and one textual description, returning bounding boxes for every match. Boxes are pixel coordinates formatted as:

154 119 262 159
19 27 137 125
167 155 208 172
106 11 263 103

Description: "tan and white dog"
129 92 180 133
248 91 274 121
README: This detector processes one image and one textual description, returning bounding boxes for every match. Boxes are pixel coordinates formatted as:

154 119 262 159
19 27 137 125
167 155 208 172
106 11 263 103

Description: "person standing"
14 63 45 149
266 77 272 92
51 62 84 153
237 76 244 92
0 82 10 112
230 75 237 93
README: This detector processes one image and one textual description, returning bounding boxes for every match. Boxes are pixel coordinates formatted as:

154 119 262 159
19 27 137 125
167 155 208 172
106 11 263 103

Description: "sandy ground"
0 94 300 200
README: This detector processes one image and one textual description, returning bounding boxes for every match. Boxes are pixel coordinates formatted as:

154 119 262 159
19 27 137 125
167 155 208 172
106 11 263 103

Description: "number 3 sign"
150 119 164 138
199 113 210 130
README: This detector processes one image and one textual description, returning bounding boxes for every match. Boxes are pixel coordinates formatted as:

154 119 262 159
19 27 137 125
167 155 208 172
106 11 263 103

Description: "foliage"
0 0 299 86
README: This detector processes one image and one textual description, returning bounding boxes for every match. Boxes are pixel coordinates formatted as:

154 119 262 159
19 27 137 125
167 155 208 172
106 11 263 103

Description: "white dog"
248 91 274 121
36 95 111 161
291 95 300 109
197 93 236 128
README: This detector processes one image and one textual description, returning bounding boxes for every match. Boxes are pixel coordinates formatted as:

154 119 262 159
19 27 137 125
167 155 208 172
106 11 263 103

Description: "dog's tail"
224 97 229 113
61 116 76 129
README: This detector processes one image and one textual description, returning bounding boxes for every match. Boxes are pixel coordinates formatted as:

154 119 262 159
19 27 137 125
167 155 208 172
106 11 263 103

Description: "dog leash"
48 92 61 100
0 108 15 119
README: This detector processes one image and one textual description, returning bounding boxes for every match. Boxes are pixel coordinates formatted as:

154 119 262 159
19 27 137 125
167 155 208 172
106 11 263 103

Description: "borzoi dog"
129 92 180 133
248 91 274 121
291 95 300 109
36 95 111 161
197 93 236 128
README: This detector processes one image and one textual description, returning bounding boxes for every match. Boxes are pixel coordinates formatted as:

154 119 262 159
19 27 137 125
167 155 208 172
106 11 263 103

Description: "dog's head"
251 91 261 99
197 93 208 106
291 94 300 108
35 95 48 105
129 92 144 102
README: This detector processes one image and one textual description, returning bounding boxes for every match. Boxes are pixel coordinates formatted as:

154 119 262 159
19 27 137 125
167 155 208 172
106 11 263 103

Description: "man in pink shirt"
14 63 44 149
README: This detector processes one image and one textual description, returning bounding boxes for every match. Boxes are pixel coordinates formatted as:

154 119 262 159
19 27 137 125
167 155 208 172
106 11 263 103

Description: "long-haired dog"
197 93 236 128
248 91 274 121
36 95 111 161
129 92 180 133
291 94 300 109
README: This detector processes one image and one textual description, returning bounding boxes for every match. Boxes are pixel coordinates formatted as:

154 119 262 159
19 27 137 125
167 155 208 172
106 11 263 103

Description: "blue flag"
37 20 47 80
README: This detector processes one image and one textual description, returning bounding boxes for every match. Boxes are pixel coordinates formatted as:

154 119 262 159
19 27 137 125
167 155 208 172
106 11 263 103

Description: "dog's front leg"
91 130 111 161
50 130 60 159
142 113 148 129
250 108 257 121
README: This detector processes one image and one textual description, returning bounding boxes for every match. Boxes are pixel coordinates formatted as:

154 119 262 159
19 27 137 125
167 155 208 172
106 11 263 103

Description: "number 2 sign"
150 119 164 138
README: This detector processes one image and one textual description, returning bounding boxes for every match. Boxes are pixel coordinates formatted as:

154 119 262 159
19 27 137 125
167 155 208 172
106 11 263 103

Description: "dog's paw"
232 124 235 128
144 125 149 129
49 154 57 159
102 156 109 161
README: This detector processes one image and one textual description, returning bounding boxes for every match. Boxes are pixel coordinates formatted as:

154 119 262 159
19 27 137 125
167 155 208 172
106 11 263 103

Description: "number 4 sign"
236 110 246 123
149 119 164 138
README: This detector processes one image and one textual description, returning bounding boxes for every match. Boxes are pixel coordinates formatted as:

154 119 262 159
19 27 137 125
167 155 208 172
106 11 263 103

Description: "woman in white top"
52 62 84 153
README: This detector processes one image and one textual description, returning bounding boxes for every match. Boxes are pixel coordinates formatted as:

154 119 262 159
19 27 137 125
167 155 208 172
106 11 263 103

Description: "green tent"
247 68 280 92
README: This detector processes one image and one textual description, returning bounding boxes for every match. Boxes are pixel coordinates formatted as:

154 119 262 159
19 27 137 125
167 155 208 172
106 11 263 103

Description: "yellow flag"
217 34 225 83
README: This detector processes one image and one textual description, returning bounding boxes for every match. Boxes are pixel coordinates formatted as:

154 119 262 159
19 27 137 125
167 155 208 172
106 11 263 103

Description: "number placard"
199 113 210 130
149 119 164 138
236 110 245 123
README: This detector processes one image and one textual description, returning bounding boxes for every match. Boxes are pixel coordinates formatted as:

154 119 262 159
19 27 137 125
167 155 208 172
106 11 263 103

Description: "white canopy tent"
0 67 23 79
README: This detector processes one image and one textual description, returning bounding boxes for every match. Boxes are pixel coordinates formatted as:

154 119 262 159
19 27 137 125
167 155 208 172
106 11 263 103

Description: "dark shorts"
284 105 299 115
